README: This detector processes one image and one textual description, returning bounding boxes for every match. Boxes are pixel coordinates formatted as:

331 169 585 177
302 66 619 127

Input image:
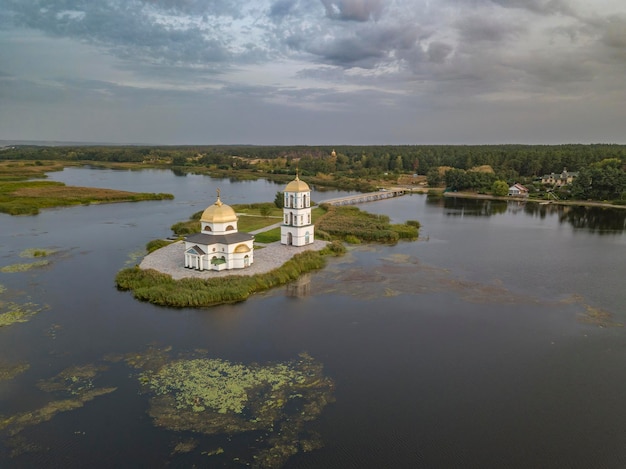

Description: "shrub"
406 220 421 229
146 239 172 253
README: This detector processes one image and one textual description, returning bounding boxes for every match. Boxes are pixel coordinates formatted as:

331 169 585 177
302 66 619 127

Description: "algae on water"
0 347 334 469
0 302 44 328
0 261 49 273
133 348 335 468
19 248 57 258
0 362 30 381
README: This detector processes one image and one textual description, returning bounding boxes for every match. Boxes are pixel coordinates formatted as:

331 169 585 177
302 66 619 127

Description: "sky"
1 0 626 145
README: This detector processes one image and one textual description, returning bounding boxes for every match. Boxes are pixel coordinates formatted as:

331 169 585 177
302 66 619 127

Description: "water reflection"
427 195 509 216
286 273 311 298
427 196 626 233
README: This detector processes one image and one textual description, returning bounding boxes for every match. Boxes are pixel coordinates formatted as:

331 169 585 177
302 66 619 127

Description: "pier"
319 189 405 206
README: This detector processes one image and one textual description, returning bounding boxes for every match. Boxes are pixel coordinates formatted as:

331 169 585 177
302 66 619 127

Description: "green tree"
274 191 284 208
492 180 509 196
426 168 442 187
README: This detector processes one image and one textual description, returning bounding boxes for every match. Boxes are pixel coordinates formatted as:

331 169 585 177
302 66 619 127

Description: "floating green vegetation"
38 364 108 395
0 346 333 468
0 260 50 273
116 241 345 308
125 248 147 266
0 387 117 437
0 302 45 327
0 362 30 381
19 248 57 258
133 347 334 468
578 305 623 328
0 363 116 438
171 438 198 455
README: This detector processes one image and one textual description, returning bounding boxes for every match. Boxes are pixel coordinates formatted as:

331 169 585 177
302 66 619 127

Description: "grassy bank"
116 241 346 307
0 160 174 215
315 204 419 243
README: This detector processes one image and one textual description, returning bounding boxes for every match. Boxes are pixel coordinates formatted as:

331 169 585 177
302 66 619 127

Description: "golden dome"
331 149 336 157
285 175 310 192
201 196 237 223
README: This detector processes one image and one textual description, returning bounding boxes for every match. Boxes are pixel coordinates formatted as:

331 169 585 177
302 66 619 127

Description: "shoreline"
440 191 626 210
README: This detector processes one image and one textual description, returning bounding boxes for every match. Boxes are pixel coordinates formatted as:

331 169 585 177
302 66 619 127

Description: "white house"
508 183 529 197
184 191 254 271
281 174 315 246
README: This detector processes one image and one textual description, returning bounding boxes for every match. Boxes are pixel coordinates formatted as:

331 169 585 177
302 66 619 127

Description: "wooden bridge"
319 189 405 206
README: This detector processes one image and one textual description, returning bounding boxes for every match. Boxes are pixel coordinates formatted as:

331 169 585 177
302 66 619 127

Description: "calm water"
1 168 625 468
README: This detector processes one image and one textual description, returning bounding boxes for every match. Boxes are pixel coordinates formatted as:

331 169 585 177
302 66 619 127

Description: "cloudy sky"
1 0 626 145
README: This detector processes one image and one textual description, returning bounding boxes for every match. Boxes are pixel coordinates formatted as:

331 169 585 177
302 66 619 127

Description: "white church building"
281 173 315 246
184 191 254 271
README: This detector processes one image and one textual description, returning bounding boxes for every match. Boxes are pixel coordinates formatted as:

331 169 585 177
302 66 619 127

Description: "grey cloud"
456 14 525 43
3 0 243 67
303 23 421 68
489 0 574 16
320 0 385 22
139 0 246 18
427 42 453 64
270 0 297 18
602 16 626 50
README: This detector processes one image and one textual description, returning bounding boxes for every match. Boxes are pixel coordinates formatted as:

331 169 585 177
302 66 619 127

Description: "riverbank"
442 191 626 209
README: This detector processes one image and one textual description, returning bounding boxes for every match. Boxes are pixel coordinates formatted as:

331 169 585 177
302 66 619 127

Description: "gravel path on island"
139 240 329 280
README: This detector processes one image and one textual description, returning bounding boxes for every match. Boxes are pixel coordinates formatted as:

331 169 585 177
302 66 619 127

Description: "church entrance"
287 232 293 245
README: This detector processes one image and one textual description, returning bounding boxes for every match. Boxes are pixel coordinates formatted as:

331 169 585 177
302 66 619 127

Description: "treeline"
3 144 625 179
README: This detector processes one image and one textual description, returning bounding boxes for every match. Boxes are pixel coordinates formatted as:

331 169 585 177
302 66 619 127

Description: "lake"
1 167 625 468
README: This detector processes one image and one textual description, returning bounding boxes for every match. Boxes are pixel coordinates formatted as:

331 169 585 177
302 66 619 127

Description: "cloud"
2 0 626 144
319 0 385 22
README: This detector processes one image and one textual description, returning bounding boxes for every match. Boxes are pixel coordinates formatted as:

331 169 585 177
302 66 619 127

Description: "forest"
2 144 625 202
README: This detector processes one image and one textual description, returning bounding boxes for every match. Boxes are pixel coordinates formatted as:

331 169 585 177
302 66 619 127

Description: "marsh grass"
116 241 345 307
0 163 174 215
146 239 173 254
316 205 418 243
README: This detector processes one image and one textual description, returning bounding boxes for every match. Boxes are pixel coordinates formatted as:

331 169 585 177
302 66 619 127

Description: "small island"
116 173 419 308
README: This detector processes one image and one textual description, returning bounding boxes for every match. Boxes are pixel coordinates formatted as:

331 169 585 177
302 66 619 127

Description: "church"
281 173 315 246
183 172 314 272
184 190 254 271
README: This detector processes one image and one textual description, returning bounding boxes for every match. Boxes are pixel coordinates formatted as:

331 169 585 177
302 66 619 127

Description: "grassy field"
0 161 174 215
253 227 281 243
